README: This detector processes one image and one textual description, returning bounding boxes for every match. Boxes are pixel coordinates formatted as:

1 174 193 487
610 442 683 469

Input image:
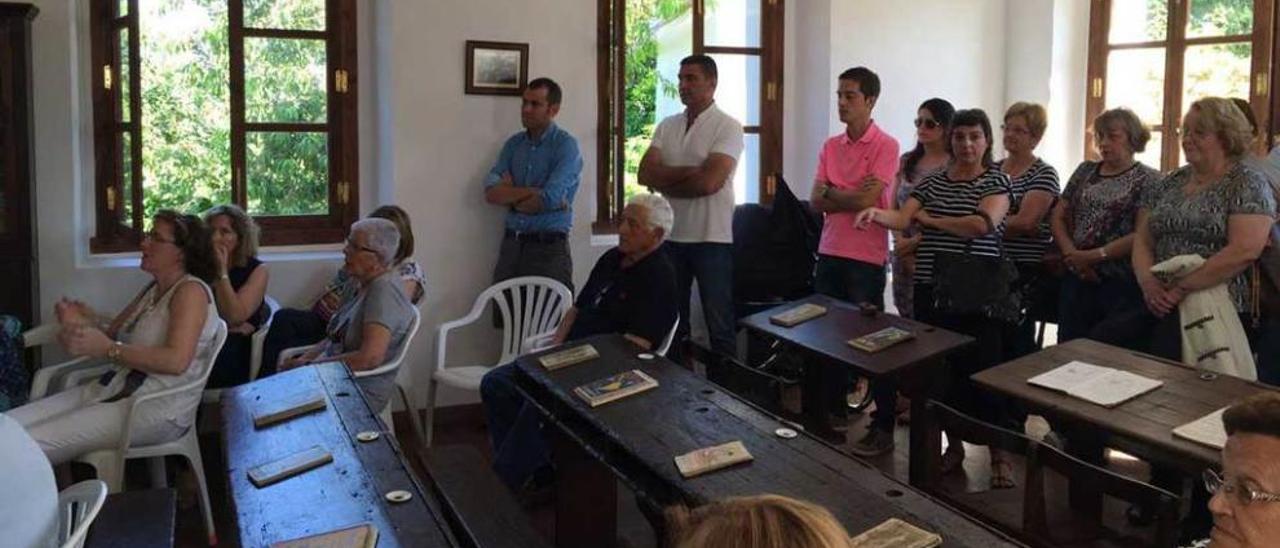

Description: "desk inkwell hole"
1198 372 1218 381
695 407 709 413
700 389 714 395
885 489 904 498
336 391 351 397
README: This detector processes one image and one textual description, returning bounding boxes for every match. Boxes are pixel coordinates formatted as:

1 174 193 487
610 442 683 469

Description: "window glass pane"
117 27 130 123
121 130 133 224
245 37 327 123
139 0 231 220
1105 48 1165 126
622 0 692 205
704 0 761 48
707 53 760 126
244 0 325 31
1109 0 1167 43
117 0 128 18
1187 0 1253 38
1136 129 1163 170
734 132 760 204
1182 42 1252 109
246 131 329 216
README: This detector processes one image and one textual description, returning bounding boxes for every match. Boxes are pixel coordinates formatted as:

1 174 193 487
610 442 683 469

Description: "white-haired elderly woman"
280 218 416 411
480 193 679 492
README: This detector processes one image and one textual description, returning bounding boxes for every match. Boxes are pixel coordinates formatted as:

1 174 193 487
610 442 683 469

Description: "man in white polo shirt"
638 54 745 358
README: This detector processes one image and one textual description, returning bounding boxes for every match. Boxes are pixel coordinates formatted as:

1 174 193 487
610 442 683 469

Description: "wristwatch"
107 340 124 361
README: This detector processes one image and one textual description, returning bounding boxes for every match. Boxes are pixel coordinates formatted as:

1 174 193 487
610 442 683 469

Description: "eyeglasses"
142 230 177 245
1204 469 1280 505
344 238 379 256
914 118 941 130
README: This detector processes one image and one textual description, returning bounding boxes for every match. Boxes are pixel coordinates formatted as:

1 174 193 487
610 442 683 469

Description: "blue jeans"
665 242 736 357
479 362 549 491
814 254 886 309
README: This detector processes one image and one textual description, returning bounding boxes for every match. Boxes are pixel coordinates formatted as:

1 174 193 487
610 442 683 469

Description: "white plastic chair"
425 276 572 446
74 319 227 546
248 295 281 382
654 317 680 357
277 307 423 436
54 480 108 548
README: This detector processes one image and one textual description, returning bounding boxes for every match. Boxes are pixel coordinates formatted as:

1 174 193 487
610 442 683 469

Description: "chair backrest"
1029 441 1181 547
119 319 227 453
248 295 281 381
354 306 422 379
56 480 107 548
655 317 680 357
438 276 572 370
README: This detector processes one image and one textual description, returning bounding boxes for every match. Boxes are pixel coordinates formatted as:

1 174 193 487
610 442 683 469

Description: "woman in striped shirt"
995 103 1060 360
853 109 1019 489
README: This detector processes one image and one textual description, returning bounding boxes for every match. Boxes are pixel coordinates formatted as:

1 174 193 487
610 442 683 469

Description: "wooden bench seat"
425 445 550 548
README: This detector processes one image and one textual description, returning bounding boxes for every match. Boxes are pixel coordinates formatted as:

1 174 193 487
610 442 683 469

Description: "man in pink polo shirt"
810 66 900 308
808 67 899 430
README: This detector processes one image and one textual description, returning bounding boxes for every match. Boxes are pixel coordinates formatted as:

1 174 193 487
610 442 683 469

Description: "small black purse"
932 238 1021 324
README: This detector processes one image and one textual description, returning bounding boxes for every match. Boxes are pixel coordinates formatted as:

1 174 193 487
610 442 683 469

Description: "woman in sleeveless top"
5 211 221 464
205 204 269 388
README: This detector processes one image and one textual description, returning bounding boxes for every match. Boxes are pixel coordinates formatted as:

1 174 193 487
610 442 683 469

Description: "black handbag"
931 239 1021 323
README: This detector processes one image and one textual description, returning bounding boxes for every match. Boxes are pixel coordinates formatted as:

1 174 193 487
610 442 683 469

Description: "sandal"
990 450 1017 489
940 445 966 475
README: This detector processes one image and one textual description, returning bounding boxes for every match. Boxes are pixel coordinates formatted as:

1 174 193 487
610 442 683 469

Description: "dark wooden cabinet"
0 3 39 327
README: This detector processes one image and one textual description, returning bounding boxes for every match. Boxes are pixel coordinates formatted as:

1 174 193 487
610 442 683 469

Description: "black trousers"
258 308 328 378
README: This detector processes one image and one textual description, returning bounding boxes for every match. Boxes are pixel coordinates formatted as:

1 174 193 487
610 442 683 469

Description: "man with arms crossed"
811 67 900 428
483 77 582 293
638 54 744 358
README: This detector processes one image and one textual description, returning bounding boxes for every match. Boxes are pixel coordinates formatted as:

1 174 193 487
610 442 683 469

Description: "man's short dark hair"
526 77 562 105
1224 393 1280 438
680 54 718 80
838 66 880 99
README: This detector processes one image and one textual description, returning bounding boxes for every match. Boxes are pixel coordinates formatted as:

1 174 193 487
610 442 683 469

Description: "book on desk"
847 326 915 353
574 369 659 407
1027 360 1163 408
271 522 378 548
1173 407 1229 450
769 303 827 327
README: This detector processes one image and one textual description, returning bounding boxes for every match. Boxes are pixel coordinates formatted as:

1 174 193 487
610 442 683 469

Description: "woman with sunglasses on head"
5 211 222 464
996 102 1060 359
892 98 955 318
1049 108 1161 348
854 109 1020 489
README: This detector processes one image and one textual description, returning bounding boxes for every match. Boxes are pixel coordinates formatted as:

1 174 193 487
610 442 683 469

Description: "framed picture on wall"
465 40 528 96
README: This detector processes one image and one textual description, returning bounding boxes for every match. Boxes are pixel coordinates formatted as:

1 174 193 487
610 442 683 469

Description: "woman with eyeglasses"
892 98 955 318
5 210 222 464
1050 108 1161 348
277 218 416 412
1195 392 1280 548
259 205 426 377
854 109 1019 489
996 102 1060 359
204 204 270 388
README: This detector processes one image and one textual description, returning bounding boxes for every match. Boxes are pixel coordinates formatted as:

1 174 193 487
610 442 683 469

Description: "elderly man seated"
480 193 678 492
1194 392 1280 548
280 218 415 411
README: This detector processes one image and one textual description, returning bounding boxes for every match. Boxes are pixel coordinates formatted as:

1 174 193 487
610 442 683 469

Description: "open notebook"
1173 407 1228 450
1027 361 1163 408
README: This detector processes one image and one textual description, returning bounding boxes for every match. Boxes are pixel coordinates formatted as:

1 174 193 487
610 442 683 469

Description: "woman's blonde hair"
1004 101 1048 140
1187 97 1255 160
666 495 852 548
204 203 259 268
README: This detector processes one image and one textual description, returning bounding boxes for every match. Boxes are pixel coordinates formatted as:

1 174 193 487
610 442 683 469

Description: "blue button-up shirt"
483 123 583 233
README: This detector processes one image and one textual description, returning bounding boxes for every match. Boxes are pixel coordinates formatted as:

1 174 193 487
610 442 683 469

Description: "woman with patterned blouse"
995 102 1060 359
1133 97 1276 361
1050 108 1161 347
854 109 1019 489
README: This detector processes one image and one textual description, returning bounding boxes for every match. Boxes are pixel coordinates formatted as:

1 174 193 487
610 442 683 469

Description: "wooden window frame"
89 0 358 253
1085 0 1275 172
595 0 784 233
